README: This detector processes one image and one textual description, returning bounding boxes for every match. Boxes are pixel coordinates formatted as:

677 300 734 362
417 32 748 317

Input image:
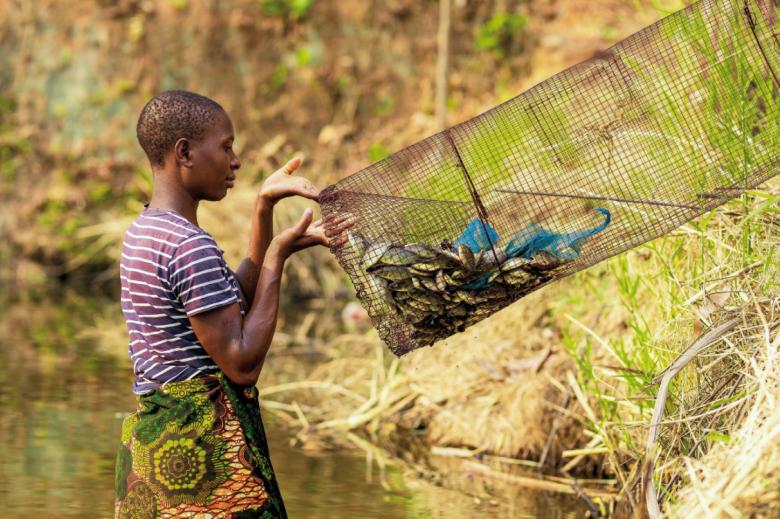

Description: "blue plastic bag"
504 208 611 260
454 208 611 290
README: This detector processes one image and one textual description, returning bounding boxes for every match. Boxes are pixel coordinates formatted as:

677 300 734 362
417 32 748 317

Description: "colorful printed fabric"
115 373 286 518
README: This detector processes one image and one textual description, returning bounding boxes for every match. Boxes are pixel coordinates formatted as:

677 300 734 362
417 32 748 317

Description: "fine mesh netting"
320 0 780 356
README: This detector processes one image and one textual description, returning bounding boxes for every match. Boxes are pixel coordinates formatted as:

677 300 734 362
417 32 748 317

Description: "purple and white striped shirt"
120 206 247 394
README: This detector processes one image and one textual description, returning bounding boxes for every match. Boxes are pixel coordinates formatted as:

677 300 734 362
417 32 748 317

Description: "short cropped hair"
136 90 225 167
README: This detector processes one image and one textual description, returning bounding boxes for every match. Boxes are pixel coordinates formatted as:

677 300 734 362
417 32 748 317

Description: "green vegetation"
554 184 778 508
375 94 394 117
368 142 391 162
544 3 780 504
270 63 289 90
399 0 777 249
475 12 528 59
627 3 779 199
260 0 314 19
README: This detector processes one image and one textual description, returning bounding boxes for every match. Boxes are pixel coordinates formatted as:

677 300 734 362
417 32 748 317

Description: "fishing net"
320 0 780 356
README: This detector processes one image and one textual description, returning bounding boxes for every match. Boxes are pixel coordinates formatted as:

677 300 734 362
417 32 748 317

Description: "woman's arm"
190 209 350 386
234 197 274 308
191 239 287 386
234 157 320 307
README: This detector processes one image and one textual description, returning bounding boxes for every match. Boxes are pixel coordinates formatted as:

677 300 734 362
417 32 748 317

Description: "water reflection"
0 288 418 518
0 287 586 518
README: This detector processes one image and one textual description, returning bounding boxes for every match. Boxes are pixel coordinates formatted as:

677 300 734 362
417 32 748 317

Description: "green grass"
531 4 780 506
543 178 778 509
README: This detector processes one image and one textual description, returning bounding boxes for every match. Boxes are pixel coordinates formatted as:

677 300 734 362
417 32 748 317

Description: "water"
0 287 587 518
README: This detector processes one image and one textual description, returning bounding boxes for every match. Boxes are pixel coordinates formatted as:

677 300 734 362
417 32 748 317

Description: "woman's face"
184 110 241 202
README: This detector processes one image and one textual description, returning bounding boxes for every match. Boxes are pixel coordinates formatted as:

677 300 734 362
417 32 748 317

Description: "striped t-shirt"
120 206 247 395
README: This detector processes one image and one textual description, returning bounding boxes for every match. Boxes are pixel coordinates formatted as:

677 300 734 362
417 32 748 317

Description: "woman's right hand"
258 157 320 206
190 210 352 387
273 208 352 258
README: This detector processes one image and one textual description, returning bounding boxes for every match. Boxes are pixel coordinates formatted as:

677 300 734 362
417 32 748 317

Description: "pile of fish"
347 232 570 346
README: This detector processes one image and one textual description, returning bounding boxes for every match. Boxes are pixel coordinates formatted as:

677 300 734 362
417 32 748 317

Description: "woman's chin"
204 190 228 202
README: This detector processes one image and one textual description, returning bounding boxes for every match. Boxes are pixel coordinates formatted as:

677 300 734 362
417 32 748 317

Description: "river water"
0 287 586 518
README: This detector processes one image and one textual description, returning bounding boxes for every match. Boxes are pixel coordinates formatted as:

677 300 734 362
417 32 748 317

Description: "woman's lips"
225 178 235 188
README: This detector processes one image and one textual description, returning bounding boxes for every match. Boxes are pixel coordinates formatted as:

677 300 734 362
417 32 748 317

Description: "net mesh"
320 0 780 356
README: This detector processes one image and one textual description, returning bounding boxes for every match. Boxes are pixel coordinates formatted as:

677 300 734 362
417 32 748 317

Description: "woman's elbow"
220 337 267 387
223 355 264 387
223 368 259 387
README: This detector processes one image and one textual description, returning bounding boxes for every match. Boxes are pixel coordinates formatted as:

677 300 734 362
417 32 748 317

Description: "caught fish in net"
320 0 780 356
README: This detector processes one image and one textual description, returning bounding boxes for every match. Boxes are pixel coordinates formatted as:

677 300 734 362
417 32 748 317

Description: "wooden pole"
435 0 451 131
643 317 740 518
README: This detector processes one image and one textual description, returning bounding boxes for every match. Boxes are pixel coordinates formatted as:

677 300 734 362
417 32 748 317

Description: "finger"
323 225 350 247
329 233 349 247
292 234 328 252
282 157 302 175
322 215 355 232
293 208 314 235
322 211 352 221
322 212 352 224
324 218 353 237
316 233 331 248
297 188 320 200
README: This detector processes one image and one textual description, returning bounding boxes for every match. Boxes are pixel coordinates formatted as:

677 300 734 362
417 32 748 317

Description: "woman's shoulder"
132 209 224 251
123 209 223 270
137 209 204 237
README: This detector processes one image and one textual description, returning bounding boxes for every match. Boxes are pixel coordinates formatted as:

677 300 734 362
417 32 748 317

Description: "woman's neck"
147 173 200 227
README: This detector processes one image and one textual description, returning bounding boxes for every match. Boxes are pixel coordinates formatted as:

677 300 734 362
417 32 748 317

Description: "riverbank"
3 180 777 516
247 180 780 516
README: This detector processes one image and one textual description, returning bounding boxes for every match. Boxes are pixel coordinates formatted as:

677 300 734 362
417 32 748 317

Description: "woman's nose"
231 155 241 170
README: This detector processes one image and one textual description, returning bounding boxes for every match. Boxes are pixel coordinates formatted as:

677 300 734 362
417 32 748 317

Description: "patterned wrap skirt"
114 373 287 518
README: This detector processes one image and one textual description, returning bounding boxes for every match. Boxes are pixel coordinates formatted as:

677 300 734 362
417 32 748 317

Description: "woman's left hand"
258 157 320 205
273 209 353 257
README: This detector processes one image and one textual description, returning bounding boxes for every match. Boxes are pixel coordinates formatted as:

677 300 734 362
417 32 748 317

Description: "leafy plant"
270 63 289 90
368 143 390 162
475 13 528 59
260 0 314 19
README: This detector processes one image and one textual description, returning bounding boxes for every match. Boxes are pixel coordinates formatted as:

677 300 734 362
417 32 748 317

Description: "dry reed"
666 298 780 518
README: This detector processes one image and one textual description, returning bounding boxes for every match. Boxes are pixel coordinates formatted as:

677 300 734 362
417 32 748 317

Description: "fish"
347 232 369 258
372 266 413 281
366 274 393 307
363 241 392 270
502 256 534 271
404 243 439 259
420 277 441 293
477 249 506 271
501 269 533 286
389 278 415 292
410 291 445 306
529 251 564 271
355 224 584 341
458 244 475 271
435 270 448 291
456 290 479 305
378 247 419 266
410 262 441 273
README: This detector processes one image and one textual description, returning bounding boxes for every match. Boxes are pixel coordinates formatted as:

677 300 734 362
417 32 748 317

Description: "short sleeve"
167 233 239 316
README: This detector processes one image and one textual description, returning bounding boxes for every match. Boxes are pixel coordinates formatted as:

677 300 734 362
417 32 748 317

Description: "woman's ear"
174 138 192 167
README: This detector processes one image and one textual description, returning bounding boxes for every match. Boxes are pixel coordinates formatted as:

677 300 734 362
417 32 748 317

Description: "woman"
115 90 349 518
